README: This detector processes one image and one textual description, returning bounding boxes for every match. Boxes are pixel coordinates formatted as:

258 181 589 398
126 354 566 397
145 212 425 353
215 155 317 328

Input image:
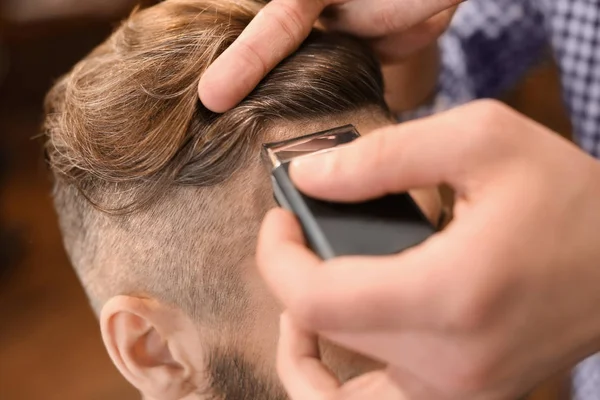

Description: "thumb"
289 102 496 202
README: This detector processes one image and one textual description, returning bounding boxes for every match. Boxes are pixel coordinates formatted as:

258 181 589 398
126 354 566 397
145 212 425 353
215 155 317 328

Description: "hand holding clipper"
262 125 437 260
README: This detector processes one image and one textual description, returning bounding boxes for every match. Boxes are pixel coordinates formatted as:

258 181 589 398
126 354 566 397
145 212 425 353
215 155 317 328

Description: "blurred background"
0 1 574 399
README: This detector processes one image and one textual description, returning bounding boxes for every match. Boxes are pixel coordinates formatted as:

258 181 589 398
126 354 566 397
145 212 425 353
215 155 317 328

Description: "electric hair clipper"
262 125 437 260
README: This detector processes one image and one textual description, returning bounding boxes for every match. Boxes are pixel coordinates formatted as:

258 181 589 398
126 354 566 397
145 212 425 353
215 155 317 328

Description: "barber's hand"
257 100 600 399
198 0 462 113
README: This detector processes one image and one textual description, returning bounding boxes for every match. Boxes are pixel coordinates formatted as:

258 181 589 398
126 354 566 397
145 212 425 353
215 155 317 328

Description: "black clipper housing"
262 125 436 260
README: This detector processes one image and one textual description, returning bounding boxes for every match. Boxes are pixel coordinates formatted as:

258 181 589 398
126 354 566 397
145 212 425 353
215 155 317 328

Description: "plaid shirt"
405 0 600 160
403 0 600 398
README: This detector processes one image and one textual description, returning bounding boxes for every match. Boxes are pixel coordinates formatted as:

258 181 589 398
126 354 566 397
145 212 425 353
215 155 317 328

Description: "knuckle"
469 99 512 130
236 40 269 77
375 0 407 34
455 99 516 158
263 2 306 47
443 263 504 334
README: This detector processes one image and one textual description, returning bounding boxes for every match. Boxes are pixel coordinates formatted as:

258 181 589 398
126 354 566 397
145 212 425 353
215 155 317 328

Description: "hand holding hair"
198 0 462 113
257 100 600 399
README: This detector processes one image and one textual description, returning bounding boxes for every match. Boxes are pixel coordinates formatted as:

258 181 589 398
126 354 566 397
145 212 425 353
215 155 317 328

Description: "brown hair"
44 0 389 316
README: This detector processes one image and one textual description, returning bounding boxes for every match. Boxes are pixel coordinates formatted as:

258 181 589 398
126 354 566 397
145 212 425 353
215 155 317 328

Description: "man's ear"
100 296 204 400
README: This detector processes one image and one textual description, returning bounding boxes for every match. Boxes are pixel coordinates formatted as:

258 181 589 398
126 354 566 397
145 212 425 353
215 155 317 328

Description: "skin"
257 100 600 399
97 115 443 400
198 0 461 113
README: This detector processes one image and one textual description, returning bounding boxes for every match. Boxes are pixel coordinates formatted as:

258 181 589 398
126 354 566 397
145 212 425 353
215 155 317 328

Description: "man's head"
44 1 440 398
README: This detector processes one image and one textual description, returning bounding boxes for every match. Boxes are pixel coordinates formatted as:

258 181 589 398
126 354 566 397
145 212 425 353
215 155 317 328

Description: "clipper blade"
262 124 360 168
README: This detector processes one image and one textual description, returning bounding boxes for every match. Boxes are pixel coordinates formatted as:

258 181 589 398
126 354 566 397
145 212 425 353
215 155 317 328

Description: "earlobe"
100 296 196 400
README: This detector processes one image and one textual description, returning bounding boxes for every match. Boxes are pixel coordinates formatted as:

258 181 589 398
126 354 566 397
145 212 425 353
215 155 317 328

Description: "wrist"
382 42 440 115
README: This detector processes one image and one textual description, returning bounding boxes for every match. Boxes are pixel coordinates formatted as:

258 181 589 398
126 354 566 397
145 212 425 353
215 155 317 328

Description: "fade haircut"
43 0 389 318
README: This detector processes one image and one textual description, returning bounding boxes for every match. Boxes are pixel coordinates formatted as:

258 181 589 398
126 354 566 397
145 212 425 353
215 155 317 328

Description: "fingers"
257 207 459 332
371 7 456 63
289 102 500 202
322 0 462 38
199 0 330 112
200 0 462 112
256 208 324 309
279 314 408 400
278 313 340 399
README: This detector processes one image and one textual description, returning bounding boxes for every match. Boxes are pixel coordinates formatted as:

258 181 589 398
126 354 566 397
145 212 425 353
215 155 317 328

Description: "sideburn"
204 348 287 400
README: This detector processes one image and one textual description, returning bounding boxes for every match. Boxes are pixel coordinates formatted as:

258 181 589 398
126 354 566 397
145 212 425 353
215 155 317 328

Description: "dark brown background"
0 4 573 400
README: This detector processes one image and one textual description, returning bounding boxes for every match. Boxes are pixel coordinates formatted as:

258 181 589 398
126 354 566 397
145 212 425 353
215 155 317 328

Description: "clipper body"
263 125 435 260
